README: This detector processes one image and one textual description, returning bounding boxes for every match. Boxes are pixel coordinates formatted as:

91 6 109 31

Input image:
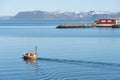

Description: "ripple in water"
25 58 120 80
1 58 120 80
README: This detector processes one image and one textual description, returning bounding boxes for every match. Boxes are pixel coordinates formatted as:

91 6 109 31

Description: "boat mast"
35 46 37 55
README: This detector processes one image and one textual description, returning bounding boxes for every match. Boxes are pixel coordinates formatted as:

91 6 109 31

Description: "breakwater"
57 23 120 28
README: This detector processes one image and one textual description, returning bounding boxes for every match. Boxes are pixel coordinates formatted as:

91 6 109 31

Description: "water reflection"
23 59 39 80
24 59 37 64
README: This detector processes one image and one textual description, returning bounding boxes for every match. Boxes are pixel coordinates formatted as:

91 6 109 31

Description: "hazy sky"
0 0 119 16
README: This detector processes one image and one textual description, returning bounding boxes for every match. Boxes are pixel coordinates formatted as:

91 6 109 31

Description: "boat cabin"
23 46 38 60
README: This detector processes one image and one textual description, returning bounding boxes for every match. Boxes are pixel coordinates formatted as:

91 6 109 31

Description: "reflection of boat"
23 46 38 60
24 59 37 64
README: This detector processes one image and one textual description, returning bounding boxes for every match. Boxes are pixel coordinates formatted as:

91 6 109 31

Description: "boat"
23 46 38 60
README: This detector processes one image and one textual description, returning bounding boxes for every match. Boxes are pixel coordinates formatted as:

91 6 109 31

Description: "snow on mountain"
0 10 120 20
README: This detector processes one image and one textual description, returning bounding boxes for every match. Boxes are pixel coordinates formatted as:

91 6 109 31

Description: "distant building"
95 19 120 24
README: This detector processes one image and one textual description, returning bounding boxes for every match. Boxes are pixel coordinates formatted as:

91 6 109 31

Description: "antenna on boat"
35 46 37 55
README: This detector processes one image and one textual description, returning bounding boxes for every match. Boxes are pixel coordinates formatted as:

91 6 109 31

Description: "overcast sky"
0 0 119 16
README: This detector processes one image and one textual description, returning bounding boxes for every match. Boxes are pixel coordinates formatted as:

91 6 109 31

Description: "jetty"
57 19 120 28
57 23 94 28
112 24 120 28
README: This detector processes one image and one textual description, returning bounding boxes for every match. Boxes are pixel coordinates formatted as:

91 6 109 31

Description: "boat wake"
38 57 120 70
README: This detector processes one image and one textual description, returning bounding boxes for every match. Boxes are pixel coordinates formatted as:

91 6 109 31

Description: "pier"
57 19 120 28
112 24 120 28
57 23 117 28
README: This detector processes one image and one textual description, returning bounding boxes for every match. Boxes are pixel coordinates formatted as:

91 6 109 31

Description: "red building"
97 19 117 24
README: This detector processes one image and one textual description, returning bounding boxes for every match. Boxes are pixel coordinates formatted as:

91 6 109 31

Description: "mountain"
0 10 120 20
0 16 13 20
12 11 82 20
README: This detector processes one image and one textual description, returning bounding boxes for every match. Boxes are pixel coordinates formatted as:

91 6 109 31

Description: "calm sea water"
0 20 120 80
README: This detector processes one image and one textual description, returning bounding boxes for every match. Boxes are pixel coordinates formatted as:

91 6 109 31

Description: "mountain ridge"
0 10 120 20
